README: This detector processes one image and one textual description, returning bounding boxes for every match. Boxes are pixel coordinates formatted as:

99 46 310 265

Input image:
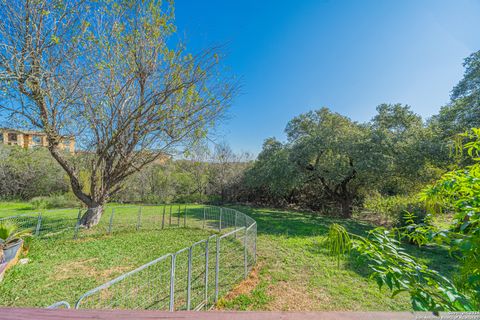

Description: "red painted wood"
0 309 419 320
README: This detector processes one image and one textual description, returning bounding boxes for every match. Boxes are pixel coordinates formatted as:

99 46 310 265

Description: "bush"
363 193 427 226
174 193 209 204
30 194 80 209
0 145 68 200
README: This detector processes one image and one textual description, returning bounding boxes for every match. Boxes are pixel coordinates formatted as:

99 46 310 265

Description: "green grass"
0 201 34 213
219 206 458 311
0 228 214 307
0 202 458 311
0 204 250 310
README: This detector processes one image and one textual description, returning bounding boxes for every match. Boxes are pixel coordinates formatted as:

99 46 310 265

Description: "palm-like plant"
0 222 31 263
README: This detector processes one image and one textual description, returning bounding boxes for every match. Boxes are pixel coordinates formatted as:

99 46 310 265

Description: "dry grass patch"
265 281 331 311
223 263 263 300
52 258 133 281
52 258 99 280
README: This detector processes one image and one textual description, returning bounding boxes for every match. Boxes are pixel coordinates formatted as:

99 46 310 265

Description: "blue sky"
175 0 480 155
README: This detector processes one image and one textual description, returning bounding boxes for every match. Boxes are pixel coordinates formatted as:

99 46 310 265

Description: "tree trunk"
79 204 104 228
339 198 353 219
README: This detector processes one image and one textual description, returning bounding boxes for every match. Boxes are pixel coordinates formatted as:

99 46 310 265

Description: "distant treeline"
1 50 479 222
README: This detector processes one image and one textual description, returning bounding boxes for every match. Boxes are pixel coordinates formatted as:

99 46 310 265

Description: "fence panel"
172 247 189 310
0 213 39 234
0 205 257 311
138 205 165 230
75 254 173 310
215 227 247 302
47 301 71 309
39 209 79 236
71 207 256 311
188 239 208 310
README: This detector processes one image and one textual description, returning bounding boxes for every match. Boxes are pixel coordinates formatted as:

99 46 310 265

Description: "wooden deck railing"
0 309 429 320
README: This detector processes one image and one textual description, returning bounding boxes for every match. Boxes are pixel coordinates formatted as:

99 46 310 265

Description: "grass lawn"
0 204 250 310
0 201 34 214
0 202 457 311
218 206 458 311
0 227 214 308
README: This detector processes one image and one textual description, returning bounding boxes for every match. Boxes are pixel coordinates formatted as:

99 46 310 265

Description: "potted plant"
0 222 31 280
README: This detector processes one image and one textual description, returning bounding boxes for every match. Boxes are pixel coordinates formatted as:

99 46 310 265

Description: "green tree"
433 50 480 138
244 138 300 205
421 128 480 304
327 128 480 311
286 108 375 218
370 104 441 194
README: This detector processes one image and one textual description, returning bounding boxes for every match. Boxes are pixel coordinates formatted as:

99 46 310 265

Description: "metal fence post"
254 224 257 264
108 209 115 234
214 237 220 302
35 212 42 236
203 207 206 229
169 254 176 312
162 205 166 229
136 207 142 231
234 211 238 238
187 246 193 310
184 206 187 228
244 227 248 279
219 208 222 232
204 238 209 309
177 205 180 226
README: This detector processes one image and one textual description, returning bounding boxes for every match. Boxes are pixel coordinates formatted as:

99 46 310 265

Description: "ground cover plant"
207 206 457 311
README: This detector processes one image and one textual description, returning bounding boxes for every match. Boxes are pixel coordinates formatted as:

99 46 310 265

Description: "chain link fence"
0 212 40 234
0 208 81 237
1 205 256 311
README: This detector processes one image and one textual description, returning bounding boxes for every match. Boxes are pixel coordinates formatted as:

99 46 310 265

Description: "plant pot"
3 239 23 263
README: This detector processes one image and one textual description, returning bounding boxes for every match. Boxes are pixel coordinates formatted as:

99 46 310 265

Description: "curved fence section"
75 253 174 310
46 301 71 309
41 206 257 311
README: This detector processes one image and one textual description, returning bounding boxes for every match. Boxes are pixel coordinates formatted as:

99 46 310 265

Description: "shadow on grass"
229 204 459 285
230 205 373 238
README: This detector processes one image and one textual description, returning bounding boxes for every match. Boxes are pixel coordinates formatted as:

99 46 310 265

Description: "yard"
0 228 211 307
219 206 457 311
0 202 457 311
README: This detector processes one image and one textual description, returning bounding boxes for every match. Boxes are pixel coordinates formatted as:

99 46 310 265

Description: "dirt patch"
99 265 133 278
52 258 99 280
265 281 331 311
52 258 133 282
222 263 263 300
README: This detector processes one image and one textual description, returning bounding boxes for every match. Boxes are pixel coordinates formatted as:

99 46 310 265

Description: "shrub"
0 145 68 200
174 193 209 204
363 193 427 226
29 194 80 209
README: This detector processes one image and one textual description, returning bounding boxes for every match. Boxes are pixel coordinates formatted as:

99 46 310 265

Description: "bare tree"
184 143 211 199
0 0 236 226
210 142 251 203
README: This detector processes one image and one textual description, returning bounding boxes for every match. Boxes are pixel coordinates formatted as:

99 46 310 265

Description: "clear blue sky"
174 0 480 155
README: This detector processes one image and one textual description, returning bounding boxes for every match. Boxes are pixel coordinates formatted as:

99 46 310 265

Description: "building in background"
0 128 75 154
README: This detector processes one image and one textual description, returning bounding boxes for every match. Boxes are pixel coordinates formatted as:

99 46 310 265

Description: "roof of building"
0 128 47 136
0 128 75 139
